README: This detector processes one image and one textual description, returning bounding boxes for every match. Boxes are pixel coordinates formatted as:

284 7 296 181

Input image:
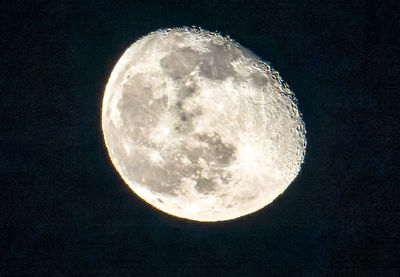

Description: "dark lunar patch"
180 105 202 121
173 84 203 134
179 144 205 165
198 42 239 80
220 171 233 184
195 176 216 194
123 151 182 196
160 47 198 79
173 121 192 134
249 72 269 87
197 132 237 165
118 73 162 132
177 85 196 99
176 100 183 109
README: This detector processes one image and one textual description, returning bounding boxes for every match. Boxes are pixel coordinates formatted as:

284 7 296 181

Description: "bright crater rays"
102 27 306 222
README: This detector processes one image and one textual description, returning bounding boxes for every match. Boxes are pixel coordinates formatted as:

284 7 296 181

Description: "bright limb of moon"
102 27 306 222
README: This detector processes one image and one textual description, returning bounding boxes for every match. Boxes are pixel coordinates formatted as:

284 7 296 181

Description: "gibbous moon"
102 27 306 222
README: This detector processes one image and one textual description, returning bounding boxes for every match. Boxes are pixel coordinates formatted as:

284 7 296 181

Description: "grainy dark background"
1 0 399 276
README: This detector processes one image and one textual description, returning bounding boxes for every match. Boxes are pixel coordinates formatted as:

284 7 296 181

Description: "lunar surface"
102 27 306 221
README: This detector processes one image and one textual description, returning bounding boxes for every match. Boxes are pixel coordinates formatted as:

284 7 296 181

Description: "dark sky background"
1 0 399 276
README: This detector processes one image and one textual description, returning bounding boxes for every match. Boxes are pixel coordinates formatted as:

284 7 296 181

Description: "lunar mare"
102 27 306 221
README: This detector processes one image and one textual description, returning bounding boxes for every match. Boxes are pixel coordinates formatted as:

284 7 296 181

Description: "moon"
102 27 306 222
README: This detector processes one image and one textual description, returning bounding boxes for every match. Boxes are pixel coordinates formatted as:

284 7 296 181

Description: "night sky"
1 1 399 276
